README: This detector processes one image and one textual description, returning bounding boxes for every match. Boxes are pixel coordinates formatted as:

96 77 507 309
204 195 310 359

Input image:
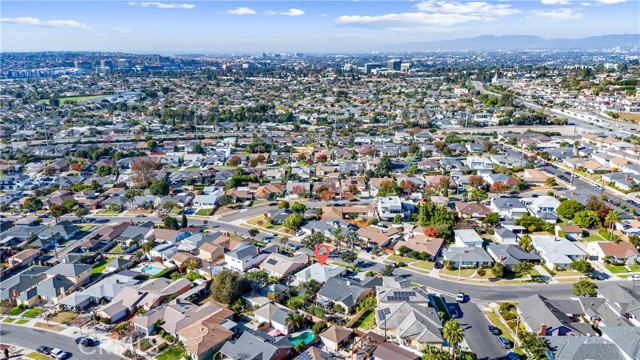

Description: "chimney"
13 289 18 298
499 255 503 263
538 324 547 337
59 287 66 299
256 246 260 254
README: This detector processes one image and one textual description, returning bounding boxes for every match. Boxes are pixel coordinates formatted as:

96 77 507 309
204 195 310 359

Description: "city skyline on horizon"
1 0 639 53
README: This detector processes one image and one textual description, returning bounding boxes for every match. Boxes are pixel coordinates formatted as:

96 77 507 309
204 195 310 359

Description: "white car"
50 348 70 360
628 275 640 281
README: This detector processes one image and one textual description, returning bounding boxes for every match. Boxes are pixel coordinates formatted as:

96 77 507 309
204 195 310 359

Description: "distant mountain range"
393 34 639 51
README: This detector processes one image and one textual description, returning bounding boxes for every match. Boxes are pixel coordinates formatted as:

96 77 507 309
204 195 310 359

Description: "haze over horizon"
1 0 639 53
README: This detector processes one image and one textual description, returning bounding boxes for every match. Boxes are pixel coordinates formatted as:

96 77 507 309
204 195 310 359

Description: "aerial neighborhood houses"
2 53 640 360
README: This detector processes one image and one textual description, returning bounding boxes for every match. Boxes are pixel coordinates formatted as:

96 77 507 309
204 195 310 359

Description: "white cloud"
581 2 592 5
267 8 305 16
530 8 583 20
595 0 626 4
415 1 520 16
127 2 195 9
223 7 256 15
335 12 484 31
335 1 519 31
541 0 571 4
113 27 133 33
0 17 90 29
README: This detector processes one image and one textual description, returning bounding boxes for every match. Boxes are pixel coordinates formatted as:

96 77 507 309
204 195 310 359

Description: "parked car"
434 262 444 269
628 275 640 281
36 346 52 355
456 292 465 303
506 352 520 360
50 349 70 360
488 325 501 335
284 244 300 252
75 336 95 347
448 306 460 318
135 214 146 218
497 336 511 349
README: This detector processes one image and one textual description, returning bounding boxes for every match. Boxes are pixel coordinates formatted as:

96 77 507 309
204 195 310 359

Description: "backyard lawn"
23 308 43 318
156 345 186 360
92 259 108 275
195 208 213 216
111 245 123 254
352 310 376 330
582 234 606 242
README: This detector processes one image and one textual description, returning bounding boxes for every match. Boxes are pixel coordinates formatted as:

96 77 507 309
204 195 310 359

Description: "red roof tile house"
586 242 640 263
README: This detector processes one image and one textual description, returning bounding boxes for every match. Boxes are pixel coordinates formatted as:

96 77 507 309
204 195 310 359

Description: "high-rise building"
387 59 401 71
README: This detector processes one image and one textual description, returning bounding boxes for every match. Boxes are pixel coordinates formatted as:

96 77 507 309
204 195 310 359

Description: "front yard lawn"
111 245 123 254
352 310 376 330
169 207 183 215
6 307 25 316
49 311 77 324
607 265 629 274
439 268 477 278
92 259 108 275
79 225 94 232
3 317 15 323
412 260 434 270
195 208 213 216
27 352 52 360
246 216 284 231
628 265 640 272
486 312 513 342
387 255 417 264
99 210 121 216
156 345 186 360
23 308 43 318
15 319 29 324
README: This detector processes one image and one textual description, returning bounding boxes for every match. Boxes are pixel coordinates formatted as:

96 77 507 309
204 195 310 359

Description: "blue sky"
1 0 638 53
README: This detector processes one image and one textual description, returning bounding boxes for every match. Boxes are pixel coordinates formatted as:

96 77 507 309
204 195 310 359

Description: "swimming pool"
289 331 315 346
141 265 163 276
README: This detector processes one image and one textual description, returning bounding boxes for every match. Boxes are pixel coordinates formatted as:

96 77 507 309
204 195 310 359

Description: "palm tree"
605 210 621 242
332 224 344 250
141 241 154 256
285 312 305 332
442 319 465 360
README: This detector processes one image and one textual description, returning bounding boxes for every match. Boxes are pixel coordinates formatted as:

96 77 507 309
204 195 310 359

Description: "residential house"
586 242 640 263
178 311 235 360
454 201 491 219
319 325 353 352
443 247 493 269
219 329 294 360
254 303 294 335
530 235 587 269
555 225 583 241
453 229 484 248
317 277 380 314
486 243 542 270
259 253 308 278
544 335 626 360
375 301 443 348
493 228 519 245
224 244 277 272
517 294 591 336
372 342 421 360
357 226 402 249
490 197 529 219
597 284 640 321
293 263 347 285
6 249 40 269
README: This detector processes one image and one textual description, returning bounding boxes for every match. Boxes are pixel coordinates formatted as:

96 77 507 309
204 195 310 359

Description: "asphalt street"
0 324 122 360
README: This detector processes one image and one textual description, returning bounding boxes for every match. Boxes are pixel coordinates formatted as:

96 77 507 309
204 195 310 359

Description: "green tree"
61 198 77 213
469 188 487 202
302 232 326 250
605 210 621 241
49 203 64 223
312 321 328 335
278 201 290 210
248 228 260 237
573 279 598 297
147 140 158 152
96 165 114 177
24 197 43 212
512 262 534 281
163 217 179 230
556 200 585 219
570 259 593 279
519 234 533 252
442 319 465 359
283 213 303 230
291 202 306 214
422 346 453 360
545 177 557 187
482 212 500 227
381 264 395 276
376 180 397 197
573 210 602 229
149 179 169 196
218 195 233 207
181 214 188 229
340 250 357 263
75 207 89 220
210 270 250 304
285 312 305 332
491 263 505 278
192 143 204 154
393 214 403 224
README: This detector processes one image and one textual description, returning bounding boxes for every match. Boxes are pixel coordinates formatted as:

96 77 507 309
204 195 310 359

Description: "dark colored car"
434 262 444 269
75 336 95 347
36 346 52 355
507 352 520 360
448 306 460 318
488 325 501 335
498 336 512 349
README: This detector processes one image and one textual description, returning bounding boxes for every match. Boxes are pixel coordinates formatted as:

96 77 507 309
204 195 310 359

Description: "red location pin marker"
314 244 331 265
